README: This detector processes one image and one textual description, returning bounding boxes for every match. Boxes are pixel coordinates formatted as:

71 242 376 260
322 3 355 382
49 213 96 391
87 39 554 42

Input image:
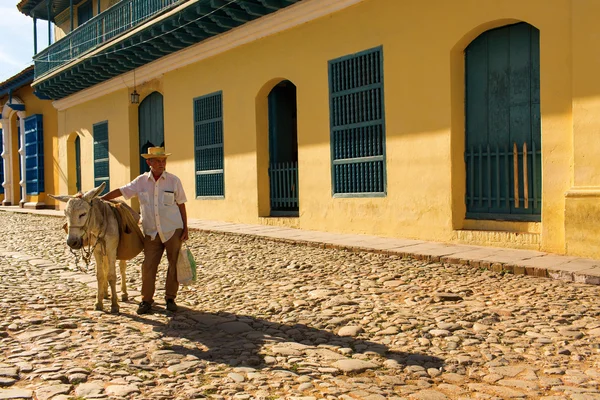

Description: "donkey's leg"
93 251 106 311
107 252 119 314
119 260 128 301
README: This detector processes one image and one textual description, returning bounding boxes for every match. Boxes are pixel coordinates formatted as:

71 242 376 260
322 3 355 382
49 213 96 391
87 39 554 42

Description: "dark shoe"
136 301 152 315
166 299 178 312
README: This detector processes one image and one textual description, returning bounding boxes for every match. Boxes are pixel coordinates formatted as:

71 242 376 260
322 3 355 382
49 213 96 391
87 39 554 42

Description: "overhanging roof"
0 66 35 98
33 0 302 100
17 0 86 21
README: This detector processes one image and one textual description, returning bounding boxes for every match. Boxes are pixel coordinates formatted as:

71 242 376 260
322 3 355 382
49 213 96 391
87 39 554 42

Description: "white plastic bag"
176 246 194 286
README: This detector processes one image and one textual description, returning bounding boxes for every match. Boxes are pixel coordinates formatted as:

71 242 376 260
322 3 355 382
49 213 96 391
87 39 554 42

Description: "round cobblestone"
0 211 599 399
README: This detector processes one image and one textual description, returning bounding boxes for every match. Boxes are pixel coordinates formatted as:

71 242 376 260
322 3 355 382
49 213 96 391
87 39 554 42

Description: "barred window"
194 91 224 198
93 121 109 195
329 46 386 197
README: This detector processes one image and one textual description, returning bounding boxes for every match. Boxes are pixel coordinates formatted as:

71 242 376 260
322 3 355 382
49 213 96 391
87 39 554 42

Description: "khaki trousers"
141 229 182 303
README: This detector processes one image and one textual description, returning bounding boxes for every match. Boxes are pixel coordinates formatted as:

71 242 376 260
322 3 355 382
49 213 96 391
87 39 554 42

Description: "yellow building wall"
564 0 600 258
57 88 136 200
163 0 573 250
57 0 600 257
0 85 59 208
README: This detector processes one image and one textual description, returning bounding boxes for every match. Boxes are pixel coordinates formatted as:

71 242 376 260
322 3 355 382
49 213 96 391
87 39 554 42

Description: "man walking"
101 147 188 314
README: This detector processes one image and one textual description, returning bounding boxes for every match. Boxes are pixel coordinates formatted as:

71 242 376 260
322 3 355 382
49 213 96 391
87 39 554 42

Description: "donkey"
50 182 128 313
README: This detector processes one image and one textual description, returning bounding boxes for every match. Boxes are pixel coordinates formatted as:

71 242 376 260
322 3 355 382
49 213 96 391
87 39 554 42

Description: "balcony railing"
34 0 180 79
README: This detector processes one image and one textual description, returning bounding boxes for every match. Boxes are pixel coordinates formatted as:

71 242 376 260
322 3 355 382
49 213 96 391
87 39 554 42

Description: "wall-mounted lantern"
130 89 140 104
131 69 140 104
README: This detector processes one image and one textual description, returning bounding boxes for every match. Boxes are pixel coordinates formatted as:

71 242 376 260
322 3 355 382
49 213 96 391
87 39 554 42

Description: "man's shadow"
132 307 445 372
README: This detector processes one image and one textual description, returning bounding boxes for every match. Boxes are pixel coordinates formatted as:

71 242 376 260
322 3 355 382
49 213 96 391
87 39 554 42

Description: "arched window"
268 80 299 216
465 22 541 221
139 92 164 174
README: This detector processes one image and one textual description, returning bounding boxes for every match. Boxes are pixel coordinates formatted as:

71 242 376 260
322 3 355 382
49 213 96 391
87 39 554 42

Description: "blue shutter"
194 91 224 197
93 121 110 195
24 114 45 195
329 46 386 197
0 128 4 195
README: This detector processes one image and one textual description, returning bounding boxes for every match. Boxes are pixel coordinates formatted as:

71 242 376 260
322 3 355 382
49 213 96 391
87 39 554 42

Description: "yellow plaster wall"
57 88 133 204
571 0 600 186
563 0 600 257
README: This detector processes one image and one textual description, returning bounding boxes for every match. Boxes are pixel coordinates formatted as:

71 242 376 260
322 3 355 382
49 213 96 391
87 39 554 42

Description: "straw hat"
141 147 171 159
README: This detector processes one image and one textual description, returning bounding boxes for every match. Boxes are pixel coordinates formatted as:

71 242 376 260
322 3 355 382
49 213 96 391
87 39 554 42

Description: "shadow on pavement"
129 306 445 371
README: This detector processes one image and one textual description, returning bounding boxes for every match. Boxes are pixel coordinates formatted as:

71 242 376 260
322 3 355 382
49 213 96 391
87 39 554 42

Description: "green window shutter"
193 91 224 197
0 128 4 195
329 46 386 197
75 136 82 192
93 121 110 195
24 114 45 195
465 23 541 221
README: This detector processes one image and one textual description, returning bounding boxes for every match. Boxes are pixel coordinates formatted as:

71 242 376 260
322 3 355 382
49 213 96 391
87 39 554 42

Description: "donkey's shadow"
133 307 444 371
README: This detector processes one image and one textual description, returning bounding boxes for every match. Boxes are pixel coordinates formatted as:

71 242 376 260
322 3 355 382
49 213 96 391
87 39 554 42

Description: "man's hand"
101 188 123 201
180 226 189 241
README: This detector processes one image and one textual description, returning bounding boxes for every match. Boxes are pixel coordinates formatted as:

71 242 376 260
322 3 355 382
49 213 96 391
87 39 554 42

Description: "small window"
24 114 45 195
93 121 109 195
193 91 224 198
329 46 386 197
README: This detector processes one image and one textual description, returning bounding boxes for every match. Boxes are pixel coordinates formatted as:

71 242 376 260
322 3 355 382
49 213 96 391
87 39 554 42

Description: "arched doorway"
268 80 299 217
138 91 164 174
464 22 541 221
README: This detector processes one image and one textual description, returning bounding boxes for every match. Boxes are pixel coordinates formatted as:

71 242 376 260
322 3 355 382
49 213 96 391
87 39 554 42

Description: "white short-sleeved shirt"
120 171 187 243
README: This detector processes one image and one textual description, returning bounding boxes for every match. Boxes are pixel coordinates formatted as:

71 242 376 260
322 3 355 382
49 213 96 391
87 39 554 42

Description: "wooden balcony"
32 0 301 100
35 0 180 79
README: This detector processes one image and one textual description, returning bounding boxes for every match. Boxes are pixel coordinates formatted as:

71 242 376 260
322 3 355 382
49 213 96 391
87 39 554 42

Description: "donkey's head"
49 182 106 249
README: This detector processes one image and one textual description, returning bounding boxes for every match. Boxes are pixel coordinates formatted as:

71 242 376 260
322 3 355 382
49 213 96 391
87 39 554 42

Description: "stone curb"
190 228 600 286
2 207 599 286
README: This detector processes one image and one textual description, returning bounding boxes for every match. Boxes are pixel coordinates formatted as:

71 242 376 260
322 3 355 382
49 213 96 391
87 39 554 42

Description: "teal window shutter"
0 128 4 195
465 23 541 221
75 136 82 192
93 121 110 195
24 114 45 195
329 46 386 197
193 91 224 197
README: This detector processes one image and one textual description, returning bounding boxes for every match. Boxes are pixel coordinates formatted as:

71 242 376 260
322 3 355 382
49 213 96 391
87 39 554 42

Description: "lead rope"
69 199 109 274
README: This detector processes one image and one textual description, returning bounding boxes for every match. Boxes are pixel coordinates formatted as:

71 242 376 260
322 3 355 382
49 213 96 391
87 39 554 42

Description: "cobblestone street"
0 211 599 400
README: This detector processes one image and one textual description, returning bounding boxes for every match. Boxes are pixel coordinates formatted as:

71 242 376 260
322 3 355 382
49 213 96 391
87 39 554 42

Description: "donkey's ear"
48 194 72 203
83 182 106 202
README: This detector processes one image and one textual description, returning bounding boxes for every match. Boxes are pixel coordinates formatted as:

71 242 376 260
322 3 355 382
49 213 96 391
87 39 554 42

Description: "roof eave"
0 66 35 98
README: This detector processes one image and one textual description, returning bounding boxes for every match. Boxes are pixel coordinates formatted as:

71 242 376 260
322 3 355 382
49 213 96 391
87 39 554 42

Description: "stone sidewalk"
1 205 599 285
